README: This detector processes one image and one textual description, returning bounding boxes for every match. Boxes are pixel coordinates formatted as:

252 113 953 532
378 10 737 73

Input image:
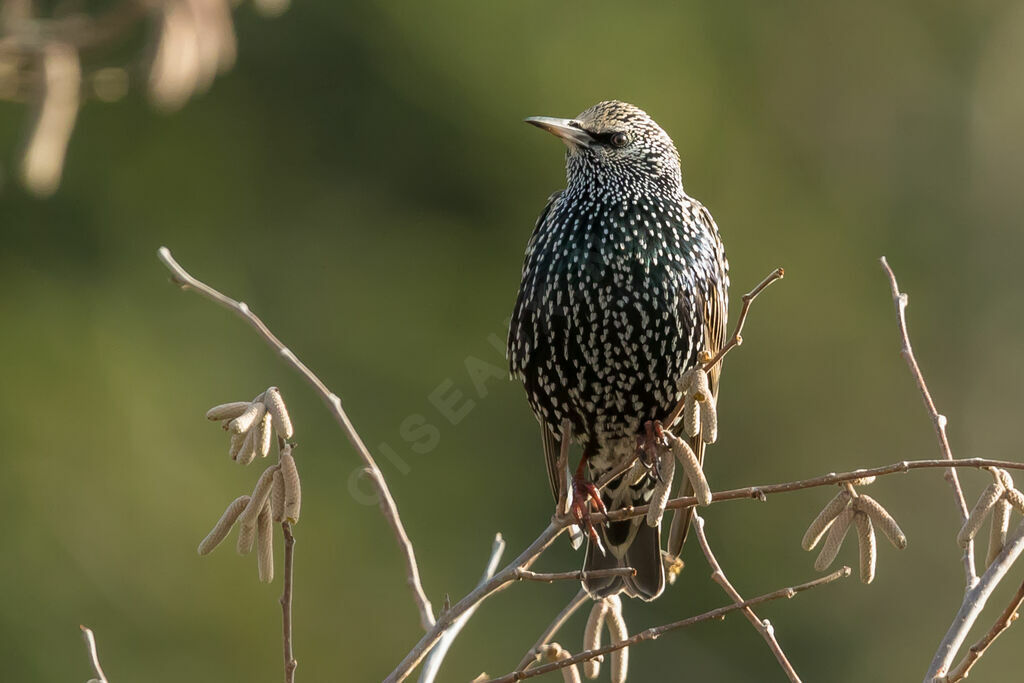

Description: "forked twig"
281 522 297 683
482 568 851 683
157 247 435 630
514 589 590 672
691 514 801 682
944 577 1024 682
881 257 975 588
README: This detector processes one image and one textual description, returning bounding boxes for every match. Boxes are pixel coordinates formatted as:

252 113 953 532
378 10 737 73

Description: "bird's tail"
583 514 664 601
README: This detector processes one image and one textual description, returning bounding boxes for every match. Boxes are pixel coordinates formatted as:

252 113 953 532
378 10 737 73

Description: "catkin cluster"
198 387 301 583
678 365 718 445
958 468 1024 567
581 595 629 683
801 478 906 584
643 429 712 529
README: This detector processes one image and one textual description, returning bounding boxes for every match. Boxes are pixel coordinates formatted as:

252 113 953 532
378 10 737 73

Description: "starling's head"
526 100 682 191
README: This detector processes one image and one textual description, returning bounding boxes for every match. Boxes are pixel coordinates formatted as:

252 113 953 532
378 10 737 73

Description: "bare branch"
691 514 801 682
514 568 636 583
514 589 590 672
880 256 976 588
157 247 435 630
666 267 784 426
944 577 1024 682
482 568 851 683
79 625 109 683
419 534 507 683
281 522 297 683
926 519 1024 681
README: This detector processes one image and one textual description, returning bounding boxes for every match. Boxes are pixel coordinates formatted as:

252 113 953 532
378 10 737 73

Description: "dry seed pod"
854 495 907 550
683 394 700 438
1004 487 1024 514
670 434 711 505
802 490 851 551
688 367 711 404
815 507 855 571
990 467 1014 490
257 501 274 583
270 469 286 523
197 495 250 555
605 596 628 683
848 476 876 486
237 517 256 555
646 449 676 528
257 412 273 458
958 483 1004 548
206 401 251 421
988 499 1011 567
854 511 876 584
235 428 258 466
556 650 582 683
281 451 302 523
229 401 266 435
583 600 609 679
239 465 279 528
700 395 718 444
264 386 294 439
228 431 246 460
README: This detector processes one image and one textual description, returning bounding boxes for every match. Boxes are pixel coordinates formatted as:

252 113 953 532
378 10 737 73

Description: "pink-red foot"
638 420 668 480
570 477 607 546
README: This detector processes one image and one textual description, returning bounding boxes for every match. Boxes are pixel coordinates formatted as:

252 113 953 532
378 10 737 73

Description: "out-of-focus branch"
514 589 590 672
157 247 436 631
691 513 800 682
926 519 1024 681
943 576 1024 682
483 568 851 683
281 522 297 683
419 535 507 683
880 257 976 588
79 625 109 683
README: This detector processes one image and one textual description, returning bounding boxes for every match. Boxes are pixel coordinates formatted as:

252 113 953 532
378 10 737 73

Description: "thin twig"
384 521 567 683
593 457 1024 527
881 256 976 588
925 519 1024 681
691 513 801 682
944 577 1024 682
79 625 109 683
483 568 851 683
419 534 507 683
514 568 635 583
281 522 297 683
666 267 784 426
157 247 435 630
514 589 590 672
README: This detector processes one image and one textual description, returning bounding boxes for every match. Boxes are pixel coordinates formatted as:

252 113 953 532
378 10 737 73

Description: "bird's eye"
610 132 628 148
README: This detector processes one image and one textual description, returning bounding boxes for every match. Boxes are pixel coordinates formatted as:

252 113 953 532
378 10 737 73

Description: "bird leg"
570 454 607 546
638 419 669 483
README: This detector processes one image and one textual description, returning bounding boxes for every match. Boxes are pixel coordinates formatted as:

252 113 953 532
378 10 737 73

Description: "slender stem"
925 518 1024 681
419 535 507 683
483 568 851 683
281 522 297 683
666 267 784 426
691 514 801 682
881 256 976 588
944 577 1024 682
157 247 435 630
513 568 635 583
593 457 1024 527
514 589 590 672
79 625 109 683
384 522 566 682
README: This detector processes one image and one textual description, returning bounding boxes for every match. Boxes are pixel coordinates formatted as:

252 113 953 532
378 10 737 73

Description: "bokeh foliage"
3 1 1024 680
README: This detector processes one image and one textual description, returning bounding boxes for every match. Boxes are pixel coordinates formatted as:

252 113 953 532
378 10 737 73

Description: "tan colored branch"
157 247 435 631
944 577 1024 682
691 514 801 682
514 589 590 673
881 256 976 587
483 568 851 683
281 522 297 683
513 568 636 583
79 625 109 683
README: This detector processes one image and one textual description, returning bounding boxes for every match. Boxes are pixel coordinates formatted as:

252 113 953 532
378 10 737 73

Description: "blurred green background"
4 1 1024 680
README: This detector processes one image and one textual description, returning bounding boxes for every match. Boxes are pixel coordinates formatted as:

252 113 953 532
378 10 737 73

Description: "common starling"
508 101 729 601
